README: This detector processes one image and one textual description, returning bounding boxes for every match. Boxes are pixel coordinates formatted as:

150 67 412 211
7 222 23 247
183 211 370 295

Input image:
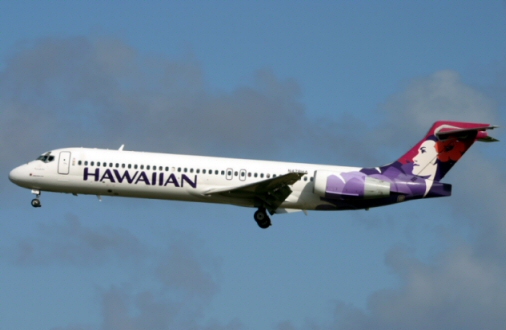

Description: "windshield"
36 152 55 163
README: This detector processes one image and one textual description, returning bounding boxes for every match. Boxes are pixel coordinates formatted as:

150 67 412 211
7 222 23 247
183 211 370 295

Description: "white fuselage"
9 148 359 212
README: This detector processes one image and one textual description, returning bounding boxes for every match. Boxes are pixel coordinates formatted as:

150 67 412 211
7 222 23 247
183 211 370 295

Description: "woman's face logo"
412 140 438 179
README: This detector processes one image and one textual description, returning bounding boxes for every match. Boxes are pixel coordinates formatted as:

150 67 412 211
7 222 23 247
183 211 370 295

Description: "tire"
257 219 271 229
254 209 267 222
254 209 271 229
31 199 41 208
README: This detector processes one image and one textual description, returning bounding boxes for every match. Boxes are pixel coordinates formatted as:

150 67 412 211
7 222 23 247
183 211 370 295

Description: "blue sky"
1 1 506 330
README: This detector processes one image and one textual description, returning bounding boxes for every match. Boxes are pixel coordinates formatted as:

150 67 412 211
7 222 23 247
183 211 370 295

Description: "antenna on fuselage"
118 144 125 151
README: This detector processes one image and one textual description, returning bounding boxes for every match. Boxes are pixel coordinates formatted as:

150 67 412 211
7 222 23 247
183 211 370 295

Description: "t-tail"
352 121 499 204
394 121 499 182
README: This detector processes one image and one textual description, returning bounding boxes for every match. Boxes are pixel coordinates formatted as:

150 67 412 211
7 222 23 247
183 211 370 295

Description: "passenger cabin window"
122 164 125 168
147 165 150 170
115 163 119 168
84 161 88 166
91 161 95 166
140 165 144 170
128 164 131 169
203 169 206 174
78 160 82 166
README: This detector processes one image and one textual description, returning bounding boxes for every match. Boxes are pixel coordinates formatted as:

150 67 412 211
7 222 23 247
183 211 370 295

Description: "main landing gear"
31 189 41 208
254 208 271 229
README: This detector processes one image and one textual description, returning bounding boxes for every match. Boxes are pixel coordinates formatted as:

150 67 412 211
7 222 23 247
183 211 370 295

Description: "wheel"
254 209 271 229
254 209 267 222
31 199 41 208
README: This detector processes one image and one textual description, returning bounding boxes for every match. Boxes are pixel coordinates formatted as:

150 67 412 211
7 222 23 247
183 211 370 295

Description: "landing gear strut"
254 208 271 229
31 189 41 208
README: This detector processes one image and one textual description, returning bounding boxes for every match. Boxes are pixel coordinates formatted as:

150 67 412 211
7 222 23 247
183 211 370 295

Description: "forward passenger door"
58 151 71 175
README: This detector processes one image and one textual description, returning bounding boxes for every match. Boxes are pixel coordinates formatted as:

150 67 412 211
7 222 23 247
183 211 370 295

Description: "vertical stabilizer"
395 121 497 181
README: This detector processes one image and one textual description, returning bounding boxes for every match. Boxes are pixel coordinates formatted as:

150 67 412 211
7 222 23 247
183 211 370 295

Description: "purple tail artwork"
317 121 499 211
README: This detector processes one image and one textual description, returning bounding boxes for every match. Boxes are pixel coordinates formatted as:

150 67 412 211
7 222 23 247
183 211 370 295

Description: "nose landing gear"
254 208 271 229
31 189 41 208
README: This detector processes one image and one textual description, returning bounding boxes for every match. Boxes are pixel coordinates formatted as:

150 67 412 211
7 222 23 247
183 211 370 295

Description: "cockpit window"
36 152 55 163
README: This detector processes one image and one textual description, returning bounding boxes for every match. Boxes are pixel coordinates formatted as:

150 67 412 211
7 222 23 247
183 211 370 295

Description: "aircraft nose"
9 165 27 185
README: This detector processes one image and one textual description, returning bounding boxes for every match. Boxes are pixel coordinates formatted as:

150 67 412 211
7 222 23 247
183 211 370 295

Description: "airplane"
9 121 499 229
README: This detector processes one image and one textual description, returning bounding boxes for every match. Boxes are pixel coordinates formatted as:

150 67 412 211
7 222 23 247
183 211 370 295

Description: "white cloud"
11 214 146 267
276 68 506 330
7 213 241 330
3 36 505 330
378 70 500 147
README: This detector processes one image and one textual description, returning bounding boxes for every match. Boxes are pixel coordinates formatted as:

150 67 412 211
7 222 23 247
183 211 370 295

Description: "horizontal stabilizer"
435 125 498 141
477 135 499 142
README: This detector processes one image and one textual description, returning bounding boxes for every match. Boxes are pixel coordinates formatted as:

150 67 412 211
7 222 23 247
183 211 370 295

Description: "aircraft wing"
204 172 306 213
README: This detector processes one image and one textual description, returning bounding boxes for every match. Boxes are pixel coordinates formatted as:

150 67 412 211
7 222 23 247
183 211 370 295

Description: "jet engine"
314 170 390 200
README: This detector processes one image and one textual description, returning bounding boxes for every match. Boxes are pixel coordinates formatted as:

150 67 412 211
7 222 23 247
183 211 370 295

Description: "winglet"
118 144 125 151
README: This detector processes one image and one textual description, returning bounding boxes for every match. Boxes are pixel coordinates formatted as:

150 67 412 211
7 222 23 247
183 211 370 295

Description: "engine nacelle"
314 170 390 200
